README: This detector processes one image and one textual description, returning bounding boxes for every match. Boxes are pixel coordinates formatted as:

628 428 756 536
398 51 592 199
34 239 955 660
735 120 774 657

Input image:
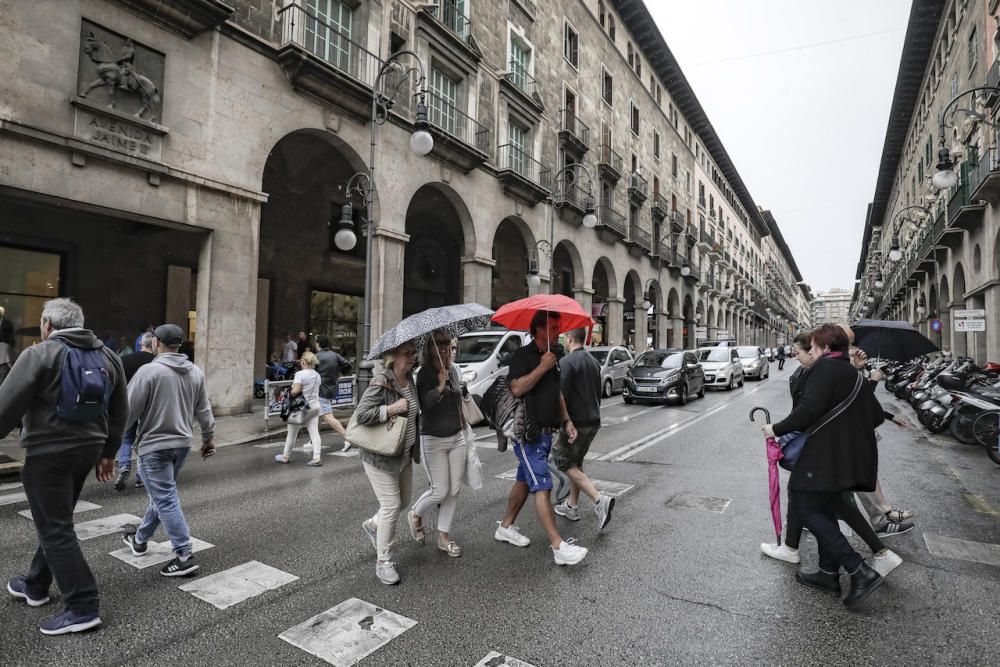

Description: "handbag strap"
805 372 864 437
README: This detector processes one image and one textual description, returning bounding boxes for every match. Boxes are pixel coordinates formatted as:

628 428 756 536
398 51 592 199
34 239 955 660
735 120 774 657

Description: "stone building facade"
852 0 1000 364
0 0 805 414
812 289 854 328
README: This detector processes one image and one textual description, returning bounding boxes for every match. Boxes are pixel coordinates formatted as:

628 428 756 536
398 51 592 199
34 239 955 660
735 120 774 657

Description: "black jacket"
788 366 810 408
773 355 883 493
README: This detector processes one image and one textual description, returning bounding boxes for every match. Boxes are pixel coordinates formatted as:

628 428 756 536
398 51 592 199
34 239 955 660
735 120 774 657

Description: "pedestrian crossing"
18 500 101 519
109 537 214 568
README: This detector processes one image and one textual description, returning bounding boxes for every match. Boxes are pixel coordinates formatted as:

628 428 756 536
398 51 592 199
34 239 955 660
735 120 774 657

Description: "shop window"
0 244 62 350
309 290 360 366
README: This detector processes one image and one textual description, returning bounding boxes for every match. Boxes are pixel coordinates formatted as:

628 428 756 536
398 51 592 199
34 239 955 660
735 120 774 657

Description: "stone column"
671 316 683 349
372 228 409 336
606 297 625 346
634 308 648 351
657 311 670 348
574 287 594 316
460 254 495 309
985 285 1000 363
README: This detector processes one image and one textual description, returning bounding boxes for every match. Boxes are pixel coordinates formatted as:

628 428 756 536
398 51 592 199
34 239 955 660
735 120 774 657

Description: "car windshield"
635 351 683 369
698 349 731 362
589 350 609 363
736 347 759 359
456 335 501 363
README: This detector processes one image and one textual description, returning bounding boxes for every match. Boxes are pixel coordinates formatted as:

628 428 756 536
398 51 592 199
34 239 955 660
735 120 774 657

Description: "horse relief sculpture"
80 32 161 122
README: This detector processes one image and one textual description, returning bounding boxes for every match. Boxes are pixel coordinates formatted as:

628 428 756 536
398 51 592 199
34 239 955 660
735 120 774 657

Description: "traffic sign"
954 319 986 332
929 318 942 332
954 309 986 318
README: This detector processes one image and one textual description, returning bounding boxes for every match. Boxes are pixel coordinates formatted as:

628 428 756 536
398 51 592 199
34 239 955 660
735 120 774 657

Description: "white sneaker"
552 538 588 565
760 542 801 564
554 501 580 521
494 522 530 547
375 561 399 585
341 441 352 452
594 495 615 531
872 549 903 577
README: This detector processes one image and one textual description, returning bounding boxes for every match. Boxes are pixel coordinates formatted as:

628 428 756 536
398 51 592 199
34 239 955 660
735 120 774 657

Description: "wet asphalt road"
2 360 999 665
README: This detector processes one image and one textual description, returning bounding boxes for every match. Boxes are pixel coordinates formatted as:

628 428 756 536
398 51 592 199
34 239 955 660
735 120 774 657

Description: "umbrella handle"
748 407 771 423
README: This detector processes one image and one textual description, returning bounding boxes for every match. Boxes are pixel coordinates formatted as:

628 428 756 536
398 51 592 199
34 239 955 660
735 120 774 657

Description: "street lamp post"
932 85 1000 189
526 239 552 289
337 49 433 396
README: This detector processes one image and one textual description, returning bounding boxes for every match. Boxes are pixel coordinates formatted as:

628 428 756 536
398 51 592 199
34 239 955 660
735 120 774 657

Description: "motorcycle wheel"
926 414 948 434
949 414 980 445
894 386 907 399
917 410 934 428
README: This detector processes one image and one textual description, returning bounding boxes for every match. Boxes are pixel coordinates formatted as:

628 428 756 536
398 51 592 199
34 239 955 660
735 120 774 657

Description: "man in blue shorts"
494 310 588 566
315 336 352 452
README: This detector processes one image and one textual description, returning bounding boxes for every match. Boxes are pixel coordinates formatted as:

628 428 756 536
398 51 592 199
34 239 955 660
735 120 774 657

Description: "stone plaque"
72 19 167 160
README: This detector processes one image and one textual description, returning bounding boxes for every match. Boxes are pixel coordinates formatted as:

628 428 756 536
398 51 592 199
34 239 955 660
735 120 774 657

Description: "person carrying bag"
275 351 323 466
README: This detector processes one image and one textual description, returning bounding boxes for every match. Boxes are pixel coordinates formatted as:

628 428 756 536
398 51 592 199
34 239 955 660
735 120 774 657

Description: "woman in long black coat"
762 324 886 607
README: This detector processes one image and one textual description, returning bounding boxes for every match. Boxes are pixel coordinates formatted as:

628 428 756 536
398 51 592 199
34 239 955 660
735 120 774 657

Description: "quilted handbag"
345 411 408 457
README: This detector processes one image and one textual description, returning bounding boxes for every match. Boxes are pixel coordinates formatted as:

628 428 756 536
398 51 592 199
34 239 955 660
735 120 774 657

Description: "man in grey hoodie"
0 298 128 635
120 324 215 578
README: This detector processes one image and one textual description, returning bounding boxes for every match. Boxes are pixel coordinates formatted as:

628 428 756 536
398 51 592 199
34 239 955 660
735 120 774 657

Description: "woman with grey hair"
409 329 466 557
355 340 420 585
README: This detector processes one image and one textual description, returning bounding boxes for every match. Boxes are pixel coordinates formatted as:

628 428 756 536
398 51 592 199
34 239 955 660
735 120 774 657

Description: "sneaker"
876 520 914 538
494 522 531 547
306 459 322 467
760 542 801 564
38 609 101 635
552 538 588 565
872 549 903 577
160 556 199 577
113 469 130 492
362 517 378 550
594 495 615 531
274 454 289 464
886 509 913 522
375 561 400 585
7 575 50 607
121 532 148 557
554 501 580 521
134 476 144 488
341 441 352 452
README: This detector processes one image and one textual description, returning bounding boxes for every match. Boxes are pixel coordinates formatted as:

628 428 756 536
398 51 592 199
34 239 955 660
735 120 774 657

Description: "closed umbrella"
367 303 494 360
851 318 939 362
750 406 782 546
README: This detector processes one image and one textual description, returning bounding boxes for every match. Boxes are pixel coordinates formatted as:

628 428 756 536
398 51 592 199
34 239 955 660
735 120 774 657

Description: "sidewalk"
0 400 356 463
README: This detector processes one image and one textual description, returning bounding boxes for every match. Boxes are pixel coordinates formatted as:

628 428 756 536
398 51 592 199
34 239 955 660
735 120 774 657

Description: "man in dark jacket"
552 327 615 531
763 324 886 607
114 331 156 490
315 335 351 451
0 298 128 635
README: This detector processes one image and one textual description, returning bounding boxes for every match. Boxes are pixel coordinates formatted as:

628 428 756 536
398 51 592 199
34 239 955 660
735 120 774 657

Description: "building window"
564 21 579 68
968 27 978 74
627 42 633 69
507 123 528 174
608 16 615 42
0 244 62 350
630 101 640 135
653 130 661 161
671 153 678 178
304 0 353 71
310 291 361 366
509 36 532 91
429 67 458 134
599 0 605 28
602 66 613 106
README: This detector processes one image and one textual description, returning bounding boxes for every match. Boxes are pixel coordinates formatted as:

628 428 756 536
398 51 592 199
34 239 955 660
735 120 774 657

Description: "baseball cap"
153 324 185 346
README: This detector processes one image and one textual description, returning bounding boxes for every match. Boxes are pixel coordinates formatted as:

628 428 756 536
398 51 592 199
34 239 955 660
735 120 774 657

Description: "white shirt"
293 369 321 407
283 340 297 363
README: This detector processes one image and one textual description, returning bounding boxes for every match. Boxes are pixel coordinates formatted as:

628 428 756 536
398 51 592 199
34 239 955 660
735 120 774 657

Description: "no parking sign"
929 318 942 332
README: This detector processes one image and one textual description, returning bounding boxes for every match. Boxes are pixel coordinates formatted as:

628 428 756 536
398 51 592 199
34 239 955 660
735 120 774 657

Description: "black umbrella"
850 319 939 362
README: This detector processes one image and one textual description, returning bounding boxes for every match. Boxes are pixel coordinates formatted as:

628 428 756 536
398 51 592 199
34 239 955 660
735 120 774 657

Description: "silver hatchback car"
589 345 634 397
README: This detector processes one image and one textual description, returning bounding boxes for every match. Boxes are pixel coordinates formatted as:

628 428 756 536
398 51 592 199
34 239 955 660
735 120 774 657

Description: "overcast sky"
651 0 912 294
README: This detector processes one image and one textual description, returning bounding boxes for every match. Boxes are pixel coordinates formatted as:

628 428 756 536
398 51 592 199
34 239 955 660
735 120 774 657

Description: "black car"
623 349 705 405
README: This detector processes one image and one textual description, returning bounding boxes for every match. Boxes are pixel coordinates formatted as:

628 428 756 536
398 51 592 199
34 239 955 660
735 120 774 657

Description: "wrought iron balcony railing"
279 3 383 90
424 90 490 152
497 143 550 186
504 59 537 97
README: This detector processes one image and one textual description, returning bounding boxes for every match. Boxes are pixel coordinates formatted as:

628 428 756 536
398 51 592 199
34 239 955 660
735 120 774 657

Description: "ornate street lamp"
932 84 1000 190
551 164 598 228
526 240 552 289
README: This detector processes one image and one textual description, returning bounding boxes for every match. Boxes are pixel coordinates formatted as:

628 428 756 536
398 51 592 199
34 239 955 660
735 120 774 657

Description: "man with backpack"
315 335 352 452
120 324 215 578
493 311 588 566
0 298 128 635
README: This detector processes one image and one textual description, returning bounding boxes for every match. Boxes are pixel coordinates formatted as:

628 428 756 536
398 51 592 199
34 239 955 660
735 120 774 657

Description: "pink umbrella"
750 407 782 546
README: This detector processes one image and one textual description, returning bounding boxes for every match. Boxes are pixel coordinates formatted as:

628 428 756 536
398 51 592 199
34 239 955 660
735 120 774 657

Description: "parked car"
696 347 744 390
455 329 531 408
623 349 705 405
736 345 770 380
589 345 634 397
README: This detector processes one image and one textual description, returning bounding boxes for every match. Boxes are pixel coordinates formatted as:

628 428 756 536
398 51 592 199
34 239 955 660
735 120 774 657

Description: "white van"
456 329 531 406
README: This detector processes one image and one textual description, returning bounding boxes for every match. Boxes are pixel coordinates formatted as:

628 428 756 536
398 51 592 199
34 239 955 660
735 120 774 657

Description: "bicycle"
972 409 1000 466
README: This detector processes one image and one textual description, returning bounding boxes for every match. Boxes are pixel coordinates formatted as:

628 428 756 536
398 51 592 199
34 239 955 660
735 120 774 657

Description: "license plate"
704 375 715 382
635 386 659 393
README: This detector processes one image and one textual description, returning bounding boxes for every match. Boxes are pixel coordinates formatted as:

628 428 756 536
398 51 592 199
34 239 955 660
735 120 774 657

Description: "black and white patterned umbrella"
367 303 495 360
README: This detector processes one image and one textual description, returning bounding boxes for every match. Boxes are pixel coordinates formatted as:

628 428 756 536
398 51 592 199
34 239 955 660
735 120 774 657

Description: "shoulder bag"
779 373 863 471
345 383 409 457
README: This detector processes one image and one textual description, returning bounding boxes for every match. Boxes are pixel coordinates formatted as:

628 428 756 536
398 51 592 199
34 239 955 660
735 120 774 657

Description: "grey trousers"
362 461 413 562
856 480 892 526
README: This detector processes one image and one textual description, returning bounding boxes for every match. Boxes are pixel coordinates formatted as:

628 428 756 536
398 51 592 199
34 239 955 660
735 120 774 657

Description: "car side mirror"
499 352 512 367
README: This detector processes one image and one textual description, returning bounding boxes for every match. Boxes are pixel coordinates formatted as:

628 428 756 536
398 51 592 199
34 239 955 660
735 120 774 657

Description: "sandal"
438 535 462 558
274 454 289 464
407 510 425 543
886 509 913 522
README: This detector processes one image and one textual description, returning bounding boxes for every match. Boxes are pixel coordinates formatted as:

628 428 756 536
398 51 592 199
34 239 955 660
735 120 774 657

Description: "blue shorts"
514 433 553 493
318 397 333 416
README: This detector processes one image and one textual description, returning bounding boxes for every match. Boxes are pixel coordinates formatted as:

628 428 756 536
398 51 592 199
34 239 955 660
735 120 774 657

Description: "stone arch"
590 257 617 345
645 279 664 347
490 216 536 309
552 239 584 297
707 304 716 340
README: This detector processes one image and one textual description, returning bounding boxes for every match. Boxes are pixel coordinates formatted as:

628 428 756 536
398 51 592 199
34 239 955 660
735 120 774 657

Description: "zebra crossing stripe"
75 513 143 541
19 501 101 519
279 597 416 666
178 561 298 609
109 537 214 568
0 492 28 506
474 652 537 667
0 481 23 491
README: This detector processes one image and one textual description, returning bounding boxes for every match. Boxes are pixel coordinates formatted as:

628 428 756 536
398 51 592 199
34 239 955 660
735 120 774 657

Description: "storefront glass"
309 290 360 366
0 244 62 354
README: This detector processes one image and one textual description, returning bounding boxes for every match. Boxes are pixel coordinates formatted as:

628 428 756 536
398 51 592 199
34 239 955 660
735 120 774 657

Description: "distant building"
812 289 853 326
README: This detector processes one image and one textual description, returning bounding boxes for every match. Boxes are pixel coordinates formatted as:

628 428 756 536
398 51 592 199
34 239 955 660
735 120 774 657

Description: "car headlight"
462 370 478 382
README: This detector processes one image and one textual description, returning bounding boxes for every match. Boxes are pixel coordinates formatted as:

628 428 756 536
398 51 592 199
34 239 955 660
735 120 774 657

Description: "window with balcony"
507 122 528 174
630 101 639 136
602 66 613 106
304 0 353 70
509 37 532 91
564 21 579 69
430 67 459 134
653 130 661 161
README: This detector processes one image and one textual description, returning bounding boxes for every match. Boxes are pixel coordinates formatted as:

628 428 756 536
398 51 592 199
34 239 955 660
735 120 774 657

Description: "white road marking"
0 481 23 491
600 405 660 426
328 450 359 458
924 534 1000 567
19 501 101 519
474 652 537 667
596 382 769 461
75 513 143 541
494 468 635 497
179 561 298 609
665 492 731 514
0 492 28 506
109 537 214 568
279 597 417 666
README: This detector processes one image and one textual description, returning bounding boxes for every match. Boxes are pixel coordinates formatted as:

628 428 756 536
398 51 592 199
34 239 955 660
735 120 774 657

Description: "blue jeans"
116 425 138 473
136 447 192 558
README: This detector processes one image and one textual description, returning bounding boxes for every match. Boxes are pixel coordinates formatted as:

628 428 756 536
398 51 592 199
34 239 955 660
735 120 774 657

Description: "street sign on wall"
929 318 942 332
695 326 707 339
954 319 986 332
954 309 986 318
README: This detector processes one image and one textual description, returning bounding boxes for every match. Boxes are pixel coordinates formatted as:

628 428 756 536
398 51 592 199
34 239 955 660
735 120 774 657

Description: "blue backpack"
55 342 112 422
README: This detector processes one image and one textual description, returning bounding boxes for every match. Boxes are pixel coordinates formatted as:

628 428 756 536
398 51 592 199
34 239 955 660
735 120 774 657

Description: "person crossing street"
120 324 216 578
114 331 156 491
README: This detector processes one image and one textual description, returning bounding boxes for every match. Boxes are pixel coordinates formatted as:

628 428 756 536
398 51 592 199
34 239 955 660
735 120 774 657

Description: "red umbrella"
750 407 782 545
491 294 594 334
